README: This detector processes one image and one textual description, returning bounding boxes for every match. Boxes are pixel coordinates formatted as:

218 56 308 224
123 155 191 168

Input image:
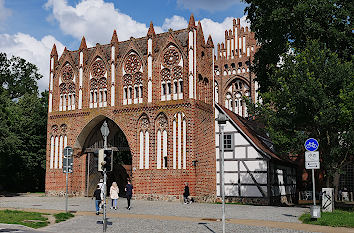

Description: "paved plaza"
0 194 353 233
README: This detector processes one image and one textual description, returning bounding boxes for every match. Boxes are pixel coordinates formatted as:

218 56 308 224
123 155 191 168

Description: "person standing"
183 182 190 204
110 182 119 210
98 179 104 209
125 180 133 210
93 185 102 215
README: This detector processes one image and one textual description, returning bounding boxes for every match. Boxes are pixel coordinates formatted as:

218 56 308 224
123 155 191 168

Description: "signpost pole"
220 124 225 233
65 156 69 213
312 169 316 206
101 120 109 233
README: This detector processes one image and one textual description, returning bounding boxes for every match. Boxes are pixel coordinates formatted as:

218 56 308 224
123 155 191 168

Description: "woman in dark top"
183 182 190 204
125 180 133 210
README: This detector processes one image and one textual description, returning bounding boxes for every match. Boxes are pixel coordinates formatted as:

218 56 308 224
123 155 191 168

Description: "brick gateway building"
46 15 217 201
45 15 296 203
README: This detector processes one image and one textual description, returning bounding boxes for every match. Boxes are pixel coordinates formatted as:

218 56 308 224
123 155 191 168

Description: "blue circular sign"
305 138 319 151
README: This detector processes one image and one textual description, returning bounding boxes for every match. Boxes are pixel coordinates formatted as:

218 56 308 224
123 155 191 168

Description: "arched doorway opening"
81 117 132 197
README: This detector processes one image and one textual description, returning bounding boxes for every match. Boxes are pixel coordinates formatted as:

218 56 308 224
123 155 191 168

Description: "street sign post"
304 139 320 219
63 146 73 213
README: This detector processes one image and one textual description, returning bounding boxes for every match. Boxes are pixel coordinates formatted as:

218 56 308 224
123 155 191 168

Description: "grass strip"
299 210 354 228
0 209 48 228
54 212 74 223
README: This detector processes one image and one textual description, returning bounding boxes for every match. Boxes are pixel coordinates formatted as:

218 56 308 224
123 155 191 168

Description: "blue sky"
0 0 248 91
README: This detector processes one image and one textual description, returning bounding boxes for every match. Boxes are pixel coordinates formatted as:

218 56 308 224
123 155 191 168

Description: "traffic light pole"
65 158 69 213
103 126 108 232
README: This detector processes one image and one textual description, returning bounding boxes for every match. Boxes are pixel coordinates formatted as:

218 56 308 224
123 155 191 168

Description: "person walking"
98 179 104 209
183 182 190 204
110 182 119 210
125 180 133 210
93 185 102 215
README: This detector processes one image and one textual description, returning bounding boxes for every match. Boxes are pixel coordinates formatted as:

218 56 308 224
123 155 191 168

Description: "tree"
0 53 47 192
244 0 353 92
250 41 353 187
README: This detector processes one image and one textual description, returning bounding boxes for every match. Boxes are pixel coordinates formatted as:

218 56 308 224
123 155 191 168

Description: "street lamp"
216 112 227 233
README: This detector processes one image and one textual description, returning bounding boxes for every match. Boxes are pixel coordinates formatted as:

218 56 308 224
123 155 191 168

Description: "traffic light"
98 149 113 172
103 149 113 172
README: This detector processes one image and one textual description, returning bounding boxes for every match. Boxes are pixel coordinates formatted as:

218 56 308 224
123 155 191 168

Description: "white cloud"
0 0 11 26
201 15 250 46
177 0 243 12
0 33 65 91
162 15 188 31
45 0 163 46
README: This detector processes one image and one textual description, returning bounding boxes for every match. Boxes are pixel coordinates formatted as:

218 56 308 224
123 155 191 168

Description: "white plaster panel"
234 133 249 146
224 161 237 171
217 173 238 184
224 151 233 159
223 121 235 132
234 147 246 158
240 173 267 184
240 161 267 172
247 146 262 158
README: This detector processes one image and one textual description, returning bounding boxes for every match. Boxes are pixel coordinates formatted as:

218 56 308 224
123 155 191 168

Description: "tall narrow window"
50 136 54 169
174 81 178 94
59 136 63 169
145 131 149 169
163 130 167 168
156 130 161 169
139 131 144 169
54 136 59 169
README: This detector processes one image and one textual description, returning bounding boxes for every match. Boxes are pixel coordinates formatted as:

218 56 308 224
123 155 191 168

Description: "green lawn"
0 209 49 228
54 212 74 223
299 210 354 228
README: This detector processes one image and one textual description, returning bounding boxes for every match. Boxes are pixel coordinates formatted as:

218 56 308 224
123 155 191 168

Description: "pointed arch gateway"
74 115 132 197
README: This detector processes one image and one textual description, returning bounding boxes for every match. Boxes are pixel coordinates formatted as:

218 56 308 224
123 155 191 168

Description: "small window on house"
231 63 235 68
163 156 168 168
223 134 233 151
124 87 127 99
129 87 132 99
201 51 205 57
139 86 143 98
238 62 242 67
224 64 228 69
179 80 183 93
245 61 250 66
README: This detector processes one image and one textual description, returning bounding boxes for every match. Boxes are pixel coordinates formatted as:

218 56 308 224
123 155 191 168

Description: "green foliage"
0 53 48 192
53 212 74 223
299 210 354 228
0 209 49 228
243 0 353 92
249 41 353 181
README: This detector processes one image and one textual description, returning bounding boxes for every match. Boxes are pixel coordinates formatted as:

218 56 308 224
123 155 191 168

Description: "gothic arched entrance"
78 116 132 197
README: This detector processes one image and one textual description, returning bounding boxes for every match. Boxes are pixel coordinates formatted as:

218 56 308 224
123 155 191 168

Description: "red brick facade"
214 18 259 117
45 15 216 201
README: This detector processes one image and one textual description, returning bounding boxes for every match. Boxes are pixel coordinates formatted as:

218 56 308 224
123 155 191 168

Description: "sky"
0 0 249 91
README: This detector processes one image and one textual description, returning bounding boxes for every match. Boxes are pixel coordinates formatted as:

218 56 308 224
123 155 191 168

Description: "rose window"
90 78 97 90
59 83 67 94
98 77 107 88
163 48 180 66
92 60 105 78
124 54 141 73
62 65 73 82
172 66 182 79
161 68 171 81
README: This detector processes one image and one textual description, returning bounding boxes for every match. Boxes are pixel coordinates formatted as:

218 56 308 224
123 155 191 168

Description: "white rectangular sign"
305 151 319 162
306 161 320 169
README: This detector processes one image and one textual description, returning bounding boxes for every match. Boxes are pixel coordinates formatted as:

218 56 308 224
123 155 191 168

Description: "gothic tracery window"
138 116 150 169
90 59 107 108
224 79 250 117
156 114 168 169
123 53 143 105
49 124 68 169
59 63 75 111
161 46 183 101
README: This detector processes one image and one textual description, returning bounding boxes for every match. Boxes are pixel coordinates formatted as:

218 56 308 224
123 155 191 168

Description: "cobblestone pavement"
0 195 305 223
1 195 352 233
